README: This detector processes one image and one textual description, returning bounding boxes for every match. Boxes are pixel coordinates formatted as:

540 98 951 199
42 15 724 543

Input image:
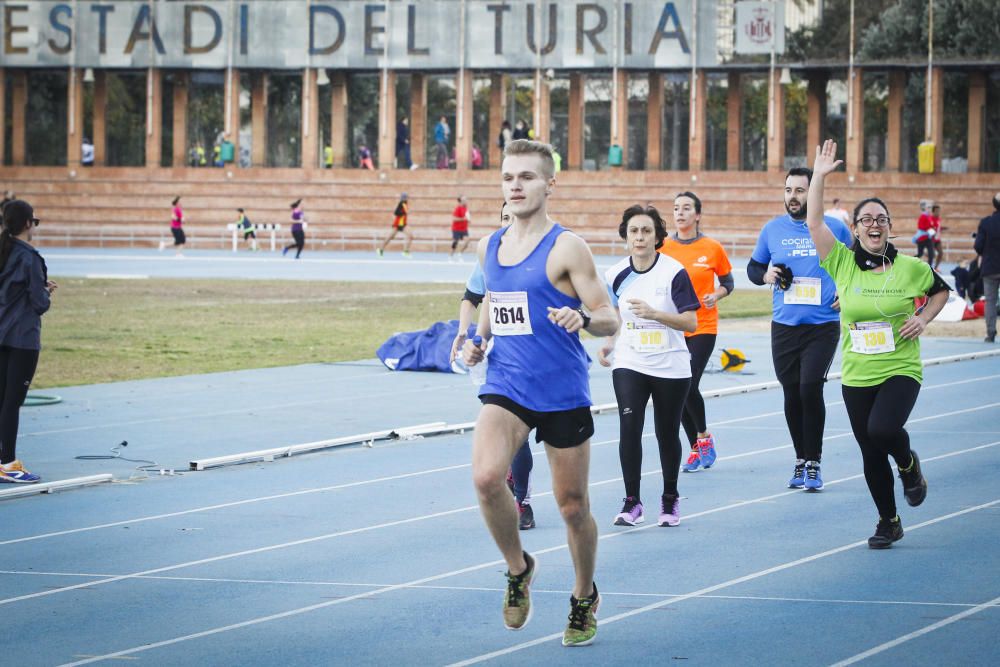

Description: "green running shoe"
503 552 536 630
562 583 600 647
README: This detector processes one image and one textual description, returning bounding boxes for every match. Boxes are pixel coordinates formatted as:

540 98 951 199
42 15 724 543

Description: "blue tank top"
480 223 591 411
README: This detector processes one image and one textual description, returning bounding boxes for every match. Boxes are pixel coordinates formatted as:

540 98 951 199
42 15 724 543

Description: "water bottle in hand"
469 335 489 386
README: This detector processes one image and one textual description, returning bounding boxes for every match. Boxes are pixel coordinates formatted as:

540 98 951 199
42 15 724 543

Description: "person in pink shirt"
160 197 186 256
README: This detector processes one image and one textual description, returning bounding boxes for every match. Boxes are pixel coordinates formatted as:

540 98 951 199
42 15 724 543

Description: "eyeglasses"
857 215 890 228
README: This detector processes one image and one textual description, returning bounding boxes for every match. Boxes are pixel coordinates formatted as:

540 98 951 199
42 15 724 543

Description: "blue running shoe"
788 459 806 489
681 449 701 473
0 460 41 484
696 434 717 468
804 461 823 491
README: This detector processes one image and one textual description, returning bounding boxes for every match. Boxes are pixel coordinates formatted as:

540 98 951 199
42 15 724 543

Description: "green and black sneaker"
898 450 927 507
503 552 536 630
562 583 600 647
868 516 904 549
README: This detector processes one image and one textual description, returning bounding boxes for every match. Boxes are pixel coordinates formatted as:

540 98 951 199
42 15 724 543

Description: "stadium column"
251 72 268 167
967 71 986 173
172 71 189 167
411 74 427 167
145 69 163 168
844 68 864 176
66 68 84 168
302 68 319 170
377 70 397 170
726 72 741 171
488 74 505 166
93 71 107 166
330 71 349 167
886 70 905 172
806 73 827 165
567 73 584 170
11 70 27 166
645 73 662 170
456 69 474 171
226 69 241 168
0 69 4 165
766 67 785 172
929 66 944 173
689 70 707 172
536 71 550 147
612 69 628 170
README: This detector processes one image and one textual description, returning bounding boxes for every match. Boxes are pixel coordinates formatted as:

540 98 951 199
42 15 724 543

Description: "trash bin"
220 140 235 163
608 144 623 167
917 141 935 174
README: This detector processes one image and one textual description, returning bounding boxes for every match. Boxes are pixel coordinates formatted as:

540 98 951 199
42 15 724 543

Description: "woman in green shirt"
805 140 950 549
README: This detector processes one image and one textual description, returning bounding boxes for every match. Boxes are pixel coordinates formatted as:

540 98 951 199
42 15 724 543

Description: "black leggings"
0 346 39 464
842 376 920 521
915 238 935 266
682 334 716 447
612 368 690 500
285 229 305 258
783 381 827 462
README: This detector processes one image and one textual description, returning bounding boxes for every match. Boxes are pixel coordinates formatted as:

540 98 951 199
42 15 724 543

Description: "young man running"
747 168 852 491
377 193 413 257
451 203 536 530
463 139 617 646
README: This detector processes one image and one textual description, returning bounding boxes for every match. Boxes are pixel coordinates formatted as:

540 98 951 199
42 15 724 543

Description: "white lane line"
829 593 1000 666
4 570 996 612
23 382 465 437
5 398 1000 548
4 403 790 547
448 499 1000 667
56 498 1000 667
20 365 999 439
5 437 994 610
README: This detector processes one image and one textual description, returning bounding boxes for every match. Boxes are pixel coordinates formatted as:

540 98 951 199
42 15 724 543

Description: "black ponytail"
0 199 34 272
0 229 12 273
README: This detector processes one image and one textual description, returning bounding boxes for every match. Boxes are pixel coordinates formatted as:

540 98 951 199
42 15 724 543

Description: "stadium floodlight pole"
925 0 933 141
847 0 855 141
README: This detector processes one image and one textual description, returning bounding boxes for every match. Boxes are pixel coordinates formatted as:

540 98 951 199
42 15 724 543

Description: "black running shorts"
480 394 594 449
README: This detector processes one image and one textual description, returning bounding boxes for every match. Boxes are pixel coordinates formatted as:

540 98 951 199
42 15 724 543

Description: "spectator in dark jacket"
0 200 55 484
975 193 1000 343
396 117 412 169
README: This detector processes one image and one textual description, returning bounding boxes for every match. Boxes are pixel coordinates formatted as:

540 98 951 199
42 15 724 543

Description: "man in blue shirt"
747 167 852 492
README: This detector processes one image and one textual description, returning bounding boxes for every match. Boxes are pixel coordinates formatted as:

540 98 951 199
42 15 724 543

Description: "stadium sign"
0 0 717 69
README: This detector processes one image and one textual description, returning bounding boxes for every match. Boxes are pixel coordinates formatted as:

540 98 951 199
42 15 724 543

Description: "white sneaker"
158 240 166 251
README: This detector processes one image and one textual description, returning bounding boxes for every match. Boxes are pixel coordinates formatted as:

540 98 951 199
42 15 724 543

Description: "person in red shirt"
659 191 735 472
449 195 471 262
929 204 943 270
915 203 936 267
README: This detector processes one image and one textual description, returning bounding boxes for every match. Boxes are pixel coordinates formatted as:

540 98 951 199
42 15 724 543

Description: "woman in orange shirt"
660 192 735 472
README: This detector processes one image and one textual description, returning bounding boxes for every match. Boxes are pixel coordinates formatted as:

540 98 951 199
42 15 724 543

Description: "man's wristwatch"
576 308 591 329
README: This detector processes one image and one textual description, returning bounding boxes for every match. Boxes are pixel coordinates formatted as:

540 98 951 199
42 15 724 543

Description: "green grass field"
36 278 772 388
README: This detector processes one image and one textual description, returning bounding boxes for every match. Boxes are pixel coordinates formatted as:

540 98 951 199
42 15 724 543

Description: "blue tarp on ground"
376 320 476 373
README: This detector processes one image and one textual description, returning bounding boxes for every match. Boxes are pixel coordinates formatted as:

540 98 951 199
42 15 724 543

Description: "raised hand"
813 139 843 178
